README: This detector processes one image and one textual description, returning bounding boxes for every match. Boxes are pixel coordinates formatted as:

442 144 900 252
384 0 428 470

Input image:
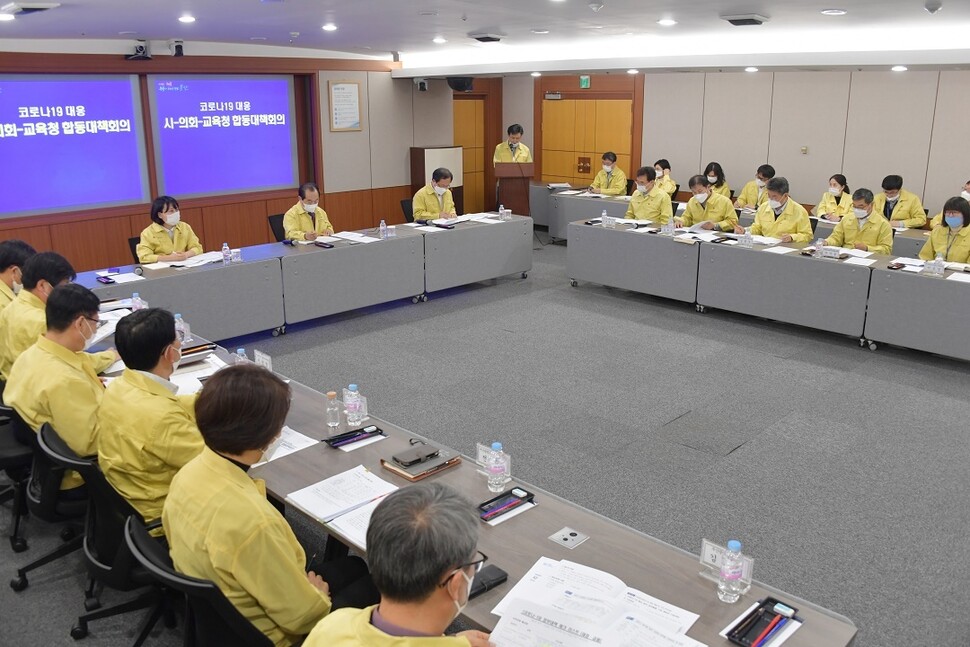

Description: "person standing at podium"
493 124 532 164
413 168 457 221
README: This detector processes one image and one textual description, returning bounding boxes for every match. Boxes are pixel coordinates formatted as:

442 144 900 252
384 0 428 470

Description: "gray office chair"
267 214 286 243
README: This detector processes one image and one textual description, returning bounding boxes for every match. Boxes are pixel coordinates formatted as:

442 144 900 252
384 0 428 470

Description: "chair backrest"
626 179 635 196
125 517 273 647
400 199 414 223
128 237 140 264
32 423 87 523
674 183 681 198
267 214 286 243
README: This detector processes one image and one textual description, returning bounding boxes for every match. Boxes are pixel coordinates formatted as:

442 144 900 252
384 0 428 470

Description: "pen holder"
725 597 799 646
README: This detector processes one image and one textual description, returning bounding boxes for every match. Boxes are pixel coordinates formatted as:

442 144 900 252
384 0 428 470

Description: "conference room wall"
641 74 706 198
914 71 970 216
502 76 536 151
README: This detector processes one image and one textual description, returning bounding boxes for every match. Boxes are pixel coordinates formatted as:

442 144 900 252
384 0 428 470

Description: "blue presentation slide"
0 75 149 218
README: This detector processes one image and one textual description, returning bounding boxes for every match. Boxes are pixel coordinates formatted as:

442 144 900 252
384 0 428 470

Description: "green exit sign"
579 75 590 89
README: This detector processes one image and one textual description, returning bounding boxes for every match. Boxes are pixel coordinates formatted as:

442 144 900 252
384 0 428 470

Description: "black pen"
732 606 765 640
331 430 383 447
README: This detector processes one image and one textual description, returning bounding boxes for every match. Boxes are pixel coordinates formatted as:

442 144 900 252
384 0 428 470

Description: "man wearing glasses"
6 284 117 494
305 483 493 646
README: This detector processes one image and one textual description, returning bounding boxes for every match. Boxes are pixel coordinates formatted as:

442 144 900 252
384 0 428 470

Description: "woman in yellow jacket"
919 196 970 263
815 174 853 222
734 177 813 243
928 181 970 229
653 159 678 197
703 161 731 199
136 196 203 264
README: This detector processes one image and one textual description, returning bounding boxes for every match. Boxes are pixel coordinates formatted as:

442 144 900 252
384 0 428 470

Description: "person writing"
625 167 672 224
871 175 926 229
823 188 893 255
675 175 737 231
703 161 731 199
734 177 812 243
734 164 775 210
136 196 204 264
413 168 458 221
815 174 853 222
284 182 334 241
653 159 677 197
0 240 36 311
919 196 970 263
589 152 626 195
492 124 532 164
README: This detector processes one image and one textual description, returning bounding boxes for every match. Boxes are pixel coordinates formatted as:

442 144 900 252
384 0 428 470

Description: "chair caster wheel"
10 537 27 552
859 337 866 347
421 294 429 302
10 575 28 591
412 296 420 304
272 328 281 337
84 597 101 612
570 279 578 287
71 624 88 640
868 342 878 351
280 326 286 335
61 527 76 541
521 272 528 279
696 305 707 313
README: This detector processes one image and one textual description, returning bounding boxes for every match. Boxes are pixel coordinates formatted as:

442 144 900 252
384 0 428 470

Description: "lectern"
495 162 534 217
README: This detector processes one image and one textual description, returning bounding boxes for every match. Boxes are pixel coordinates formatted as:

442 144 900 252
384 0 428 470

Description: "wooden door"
453 98 485 213
541 98 633 187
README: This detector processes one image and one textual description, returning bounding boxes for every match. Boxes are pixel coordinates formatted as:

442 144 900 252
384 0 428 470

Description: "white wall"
412 79 454 148
502 76 535 150
642 74 704 189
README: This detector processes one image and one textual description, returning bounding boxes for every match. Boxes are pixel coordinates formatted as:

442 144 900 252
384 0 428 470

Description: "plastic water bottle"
601 209 613 229
221 242 231 266
486 442 510 492
174 313 191 343
931 252 946 276
131 292 147 311
234 347 248 364
740 229 754 248
498 204 505 220
717 540 744 603
344 384 363 426
379 219 388 240
326 391 341 428
814 238 825 259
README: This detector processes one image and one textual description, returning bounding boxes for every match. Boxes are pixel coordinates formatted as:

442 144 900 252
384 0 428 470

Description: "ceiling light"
589 25 604 29
892 65 908 72
0 13 14 21
820 9 847 16
531 72 542 77
433 36 447 44
745 66 759 72
627 69 638 74
322 23 337 31
178 14 195 23
657 18 677 26
531 28 550 34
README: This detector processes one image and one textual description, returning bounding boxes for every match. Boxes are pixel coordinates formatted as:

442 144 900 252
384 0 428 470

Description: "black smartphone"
469 564 508 598
96 276 116 284
392 444 439 467
314 241 334 248
887 262 905 270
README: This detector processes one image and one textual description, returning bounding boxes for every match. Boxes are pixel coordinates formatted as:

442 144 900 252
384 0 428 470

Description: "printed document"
286 465 397 522
253 426 317 466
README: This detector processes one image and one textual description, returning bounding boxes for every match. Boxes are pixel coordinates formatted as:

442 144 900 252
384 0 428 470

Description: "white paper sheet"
843 257 877 267
171 375 204 395
620 218 651 226
171 251 225 268
557 190 582 195
417 226 444 233
141 262 170 269
902 265 923 273
841 248 874 258
432 217 460 225
253 426 317 466
285 465 397 522
469 216 502 224
403 222 421 227
762 246 799 255
326 495 389 550
945 272 970 283
891 257 924 266
111 273 145 284
333 231 365 240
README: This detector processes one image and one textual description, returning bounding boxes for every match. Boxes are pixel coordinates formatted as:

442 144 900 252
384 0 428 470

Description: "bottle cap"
348 384 358 391
174 313 182 319
326 391 337 398
727 540 742 552
132 292 139 298
491 442 503 451
236 348 245 354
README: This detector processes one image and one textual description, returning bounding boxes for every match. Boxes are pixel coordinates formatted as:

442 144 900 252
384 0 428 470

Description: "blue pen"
758 616 788 647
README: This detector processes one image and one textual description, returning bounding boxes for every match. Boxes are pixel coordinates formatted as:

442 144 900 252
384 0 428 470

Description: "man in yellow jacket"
625 167 673 224
735 177 813 243
589 152 627 195
164 365 376 647
6 284 112 491
871 175 926 229
98 308 202 526
0 240 36 311
676 175 738 232
413 168 457 221
734 164 775 210
493 123 532 164
283 182 335 241
304 483 491 647
824 188 893 255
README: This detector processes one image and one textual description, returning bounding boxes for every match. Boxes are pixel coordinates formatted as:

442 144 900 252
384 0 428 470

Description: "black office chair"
673 183 681 198
625 179 636 196
0 404 32 552
125 517 273 647
9 421 87 592
400 199 414 223
267 214 286 243
128 237 140 265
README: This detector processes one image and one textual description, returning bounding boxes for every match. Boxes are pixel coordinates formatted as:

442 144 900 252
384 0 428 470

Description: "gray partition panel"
696 244 870 337
566 222 699 303
423 216 533 293
549 194 629 240
529 183 552 226
892 229 929 259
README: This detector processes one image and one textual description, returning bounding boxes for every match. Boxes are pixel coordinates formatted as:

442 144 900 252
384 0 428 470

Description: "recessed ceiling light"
250 36 267 41
531 72 542 77
589 25 604 29
419 11 438 16
892 65 908 72
118 30 137 35
745 66 759 72
550 0 566 3
820 9 847 16
627 69 638 74
531 28 550 34
178 14 196 23
322 23 337 32
657 18 677 26
0 13 14 21
433 36 447 44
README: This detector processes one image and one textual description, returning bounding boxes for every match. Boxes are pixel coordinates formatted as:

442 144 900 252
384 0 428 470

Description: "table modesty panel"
696 244 870 337
864 267 970 360
281 233 425 324
423 217 533 293
892 229 929 259
566 222 699 303
549 194 629 240
529 183 553 226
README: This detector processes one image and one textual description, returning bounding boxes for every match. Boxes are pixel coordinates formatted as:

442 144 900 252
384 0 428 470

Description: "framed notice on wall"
329 81 361 131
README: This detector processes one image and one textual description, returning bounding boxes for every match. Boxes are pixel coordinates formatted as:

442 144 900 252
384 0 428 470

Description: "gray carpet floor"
3 239 969 646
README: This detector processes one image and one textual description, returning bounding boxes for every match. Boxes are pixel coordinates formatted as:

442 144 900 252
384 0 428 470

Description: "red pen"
751 614 782 647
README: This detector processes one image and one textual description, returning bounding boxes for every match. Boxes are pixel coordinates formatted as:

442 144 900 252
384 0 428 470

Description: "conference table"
252 376 858 646
542 191 690 241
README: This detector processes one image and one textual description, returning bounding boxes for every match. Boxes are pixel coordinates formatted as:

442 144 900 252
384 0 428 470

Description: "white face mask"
602 164 613 173
169 345 182 372
433 184 447 196
756 178 766 188
828 187 841 196
768 198 783 210
12 281 22 295
164 210 181 227
509 141 518 149
695 192 709 205
82 319 97 351
886 194 899 203
853 207 869 221
654 169 664 178
707 176 718 184
961 190 970 202
303 202 317 213
637 184 648 194
452 569 475 620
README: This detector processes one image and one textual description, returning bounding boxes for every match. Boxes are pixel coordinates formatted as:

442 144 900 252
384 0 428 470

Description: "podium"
495 162 534 217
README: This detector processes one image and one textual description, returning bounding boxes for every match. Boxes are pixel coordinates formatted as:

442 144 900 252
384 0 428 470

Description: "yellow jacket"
711 182 731 199
97 369 202 524
493 142 532 164
5 335 105 490
825 213 894 256
412 185 456 220
929 212 942 229
136 222 203 264
591 168 627 196
625 187 672 224
283 202 334 241
0 281 14 310
735 180 768 209
919 225 970 262
815 191 853 219
656 174 677 197
751 199 813 242
871 189 926 228
679 192 738 231
304 606 470 647
163 447 330 647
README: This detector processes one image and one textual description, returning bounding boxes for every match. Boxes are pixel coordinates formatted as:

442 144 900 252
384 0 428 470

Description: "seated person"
164 364 377 647
5 284 112 491
493 123 532 164
589 152 627 195
815 174 853 222
703 161 731 198
0 252 113 380
413 168 457 221
653 159 677 197
284 182 334 241
929 180 970 229
871 174 926 229
98 308 202 526
824 188 893 255
625 167 672 224
734 177 813 243
0 240 36 310
676 175 737 231
734 164 775 210
920 196 970 263
136 196 204 264
304 483 491 647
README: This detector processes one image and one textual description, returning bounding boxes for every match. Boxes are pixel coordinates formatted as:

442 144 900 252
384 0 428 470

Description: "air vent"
721 14 769 26
0 2 61 15
469 33 502 43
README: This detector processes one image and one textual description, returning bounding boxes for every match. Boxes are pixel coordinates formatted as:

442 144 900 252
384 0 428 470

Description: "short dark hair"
115 308 175 371
882 175 903 192
46 283 100 332
703 162 725 185
766 177 790 195
830 174 850 195
0 240 37 273
602 152 617 164
150 196 179 226
942 196 970 228
507 124 524 136
22 252 75 291
195 364 291 455
654 159 671 171
852 188 874 205
432 167 453 183
298 182 319 200
757 164 776 179
636 166 656 182
688 174 710 190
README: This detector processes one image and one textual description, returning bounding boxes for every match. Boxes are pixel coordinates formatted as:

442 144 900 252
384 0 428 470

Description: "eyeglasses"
83 316 105 329
438 550 487 587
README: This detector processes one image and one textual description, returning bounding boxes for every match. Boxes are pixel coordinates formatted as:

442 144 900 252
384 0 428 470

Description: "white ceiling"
2 0 970 74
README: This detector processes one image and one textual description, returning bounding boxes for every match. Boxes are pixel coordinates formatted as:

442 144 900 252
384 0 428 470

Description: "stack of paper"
89 308 132 346
333 231 380 244
285 465 397 523
253 426 317 466
547 183 572 189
